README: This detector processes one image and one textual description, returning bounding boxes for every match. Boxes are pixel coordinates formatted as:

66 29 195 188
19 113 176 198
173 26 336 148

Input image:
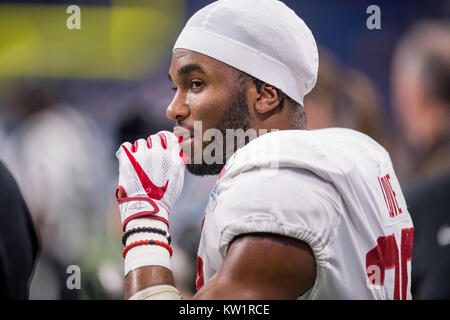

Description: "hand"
115 131 185 231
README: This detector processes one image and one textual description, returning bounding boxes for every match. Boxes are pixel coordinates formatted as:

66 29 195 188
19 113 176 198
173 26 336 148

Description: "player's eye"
171 86 177 92
190 80 203 90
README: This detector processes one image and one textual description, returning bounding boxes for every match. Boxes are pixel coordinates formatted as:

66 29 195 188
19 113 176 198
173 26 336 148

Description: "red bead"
122 239 173 259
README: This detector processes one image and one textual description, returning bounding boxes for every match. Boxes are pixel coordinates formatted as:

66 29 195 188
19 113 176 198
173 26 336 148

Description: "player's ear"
254 83 281 114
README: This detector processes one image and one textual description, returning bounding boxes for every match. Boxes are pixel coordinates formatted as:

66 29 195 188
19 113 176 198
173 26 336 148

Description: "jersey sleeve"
214 167 342 265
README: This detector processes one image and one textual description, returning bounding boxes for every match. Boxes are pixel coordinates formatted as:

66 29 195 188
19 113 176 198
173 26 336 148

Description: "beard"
186 87 252 176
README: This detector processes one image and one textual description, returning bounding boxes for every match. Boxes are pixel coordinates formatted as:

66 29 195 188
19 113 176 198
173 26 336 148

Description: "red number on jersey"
366 228 414 300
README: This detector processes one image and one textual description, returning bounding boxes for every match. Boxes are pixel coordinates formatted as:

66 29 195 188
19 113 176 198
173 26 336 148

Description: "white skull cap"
173 0 318 105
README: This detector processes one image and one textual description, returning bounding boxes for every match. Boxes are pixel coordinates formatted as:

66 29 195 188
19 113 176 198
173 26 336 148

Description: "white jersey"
196 128 414 299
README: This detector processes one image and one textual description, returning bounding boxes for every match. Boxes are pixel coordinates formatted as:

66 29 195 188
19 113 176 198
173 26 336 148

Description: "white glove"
115 131 185 231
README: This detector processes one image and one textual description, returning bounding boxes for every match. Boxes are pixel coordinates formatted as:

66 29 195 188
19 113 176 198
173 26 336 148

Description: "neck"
252 111 307 136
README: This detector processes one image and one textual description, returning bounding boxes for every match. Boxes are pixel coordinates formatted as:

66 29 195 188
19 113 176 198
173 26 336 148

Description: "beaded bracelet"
122 227 171 246
122 239 173 259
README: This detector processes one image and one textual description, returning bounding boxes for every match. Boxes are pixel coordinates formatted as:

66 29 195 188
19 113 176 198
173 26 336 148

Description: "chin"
186 163 224 176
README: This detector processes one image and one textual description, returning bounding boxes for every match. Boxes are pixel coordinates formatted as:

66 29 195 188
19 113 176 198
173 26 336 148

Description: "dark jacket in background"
406 171 450 299
0 161 39 299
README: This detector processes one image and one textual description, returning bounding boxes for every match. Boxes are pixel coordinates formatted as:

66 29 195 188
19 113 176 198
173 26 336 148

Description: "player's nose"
166 95 189 121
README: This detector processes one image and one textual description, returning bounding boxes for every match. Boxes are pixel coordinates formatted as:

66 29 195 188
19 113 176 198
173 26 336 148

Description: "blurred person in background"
391 20 450 299
303 48 340 130
0 160 39 299
1 82 110 299
392 21 450 180
304 47 389 147
338 67 390 148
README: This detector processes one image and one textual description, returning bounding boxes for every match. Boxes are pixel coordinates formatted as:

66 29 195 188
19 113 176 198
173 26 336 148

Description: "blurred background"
0 0 448 299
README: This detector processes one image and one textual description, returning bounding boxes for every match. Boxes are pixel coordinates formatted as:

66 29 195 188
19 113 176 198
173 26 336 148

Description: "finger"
132 138 148 153
147 136 153 149
180 151 188 164
157 132 168 149
147 133 163 151
115 185 127 201
116 141 132 159
173 132 184 144
173 127 191 144
160 130 181 147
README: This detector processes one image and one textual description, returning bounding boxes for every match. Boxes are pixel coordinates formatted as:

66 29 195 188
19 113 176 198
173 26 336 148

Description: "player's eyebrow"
178 63 205 76
168 63 205 81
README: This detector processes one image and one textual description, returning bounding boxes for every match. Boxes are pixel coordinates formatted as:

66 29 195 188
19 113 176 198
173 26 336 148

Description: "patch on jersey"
206 183 218 212
206 152 236 213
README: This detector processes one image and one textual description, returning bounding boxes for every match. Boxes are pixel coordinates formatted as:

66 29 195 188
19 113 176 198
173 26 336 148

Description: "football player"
115 0 414 300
